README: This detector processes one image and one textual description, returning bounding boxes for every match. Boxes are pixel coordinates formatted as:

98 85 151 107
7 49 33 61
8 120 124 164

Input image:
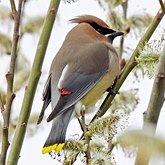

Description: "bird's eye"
97 28 103 33
89 23 116 35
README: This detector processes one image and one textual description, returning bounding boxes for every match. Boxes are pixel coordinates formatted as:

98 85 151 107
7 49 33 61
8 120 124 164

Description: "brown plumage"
37 15 124 154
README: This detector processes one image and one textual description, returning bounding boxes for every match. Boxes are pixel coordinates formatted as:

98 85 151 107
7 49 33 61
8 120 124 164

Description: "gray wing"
37 74 51 124
47 43 110 122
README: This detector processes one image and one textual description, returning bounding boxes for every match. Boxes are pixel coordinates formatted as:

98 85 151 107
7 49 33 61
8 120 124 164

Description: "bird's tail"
42 107 74 154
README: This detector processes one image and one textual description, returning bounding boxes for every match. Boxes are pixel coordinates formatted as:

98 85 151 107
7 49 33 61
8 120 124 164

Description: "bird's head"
70 15 124 42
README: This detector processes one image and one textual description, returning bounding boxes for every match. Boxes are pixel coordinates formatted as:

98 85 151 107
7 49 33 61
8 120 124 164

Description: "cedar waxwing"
37 15 124 154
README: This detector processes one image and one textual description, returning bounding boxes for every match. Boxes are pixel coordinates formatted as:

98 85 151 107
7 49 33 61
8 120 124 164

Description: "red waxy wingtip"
60 88 72 96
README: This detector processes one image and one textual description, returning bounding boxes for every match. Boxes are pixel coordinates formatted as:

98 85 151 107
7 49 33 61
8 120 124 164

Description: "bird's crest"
69 15 109 28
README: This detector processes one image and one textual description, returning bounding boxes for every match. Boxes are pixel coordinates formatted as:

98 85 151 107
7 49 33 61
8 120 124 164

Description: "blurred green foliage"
0 33 12 55
117 129 165 160
22 17 45 34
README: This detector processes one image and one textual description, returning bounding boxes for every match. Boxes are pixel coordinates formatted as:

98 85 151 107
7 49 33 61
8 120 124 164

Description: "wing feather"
47 43 110 122
37 74 51 124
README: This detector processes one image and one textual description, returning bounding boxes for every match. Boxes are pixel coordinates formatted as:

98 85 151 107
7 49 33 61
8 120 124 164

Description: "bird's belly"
80 67 119 109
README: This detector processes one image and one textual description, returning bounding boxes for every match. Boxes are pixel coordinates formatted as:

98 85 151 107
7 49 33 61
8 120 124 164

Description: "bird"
37 15 124 154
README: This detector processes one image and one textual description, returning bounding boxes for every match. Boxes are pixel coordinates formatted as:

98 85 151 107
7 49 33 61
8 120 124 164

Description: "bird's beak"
108 31 124 37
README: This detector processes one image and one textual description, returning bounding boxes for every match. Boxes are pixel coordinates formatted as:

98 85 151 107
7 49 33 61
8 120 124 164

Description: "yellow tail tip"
42 143 65 154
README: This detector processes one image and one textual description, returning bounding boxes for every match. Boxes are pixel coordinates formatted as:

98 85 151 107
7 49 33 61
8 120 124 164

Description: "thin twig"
135 38 165 165
91 8 164 122
135 3 165 164
70 6 165 165
159 0 165 14
6 1 61 164
0 0 23 164
0 94 5 112
9 0 17 18
80 110 91 165
119 0 128 57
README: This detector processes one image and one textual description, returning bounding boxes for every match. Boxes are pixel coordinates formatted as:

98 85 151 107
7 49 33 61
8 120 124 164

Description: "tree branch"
0 0 23 164
80 110 91 165
0 94 5 112
119 0 128 57
92 7 164 122
10 0 17 18
70 6 165 165
6 0 61 165
159 0 165 14
135 35 165 165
